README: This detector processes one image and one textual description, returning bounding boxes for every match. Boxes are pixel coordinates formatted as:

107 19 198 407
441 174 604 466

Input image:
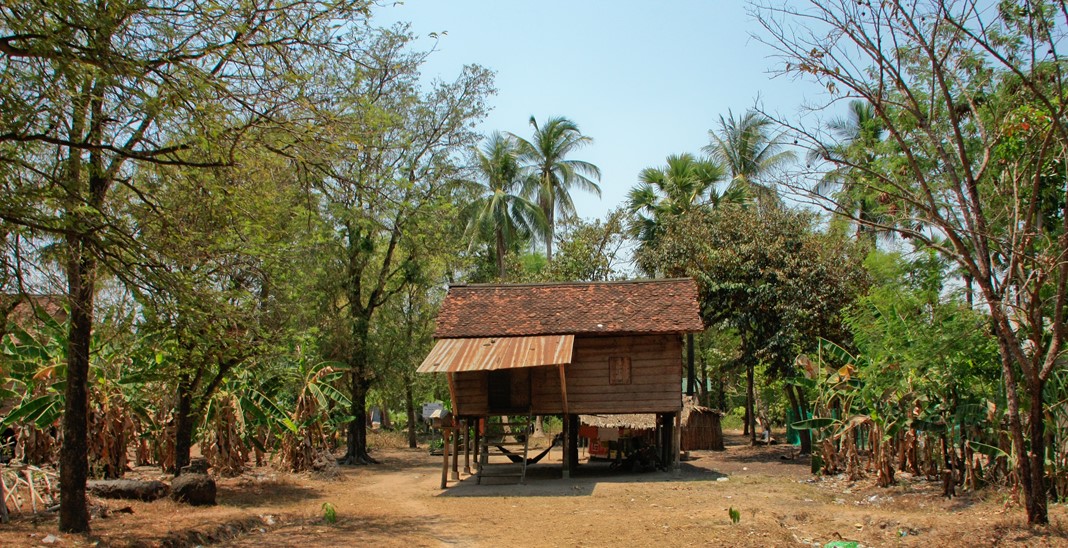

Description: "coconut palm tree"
512 116 601 263
811 99 889 243
704 110 795 206
463 132 547 279
626 153 738 244
627 153 747 277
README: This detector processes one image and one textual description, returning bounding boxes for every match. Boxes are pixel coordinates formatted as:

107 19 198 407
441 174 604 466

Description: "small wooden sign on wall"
609 356 631 385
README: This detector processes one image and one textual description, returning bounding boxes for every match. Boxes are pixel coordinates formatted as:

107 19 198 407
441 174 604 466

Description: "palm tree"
512 116 602 263
811 99 889 243
463 132 547 279
703 110 795 206
626 153 737 244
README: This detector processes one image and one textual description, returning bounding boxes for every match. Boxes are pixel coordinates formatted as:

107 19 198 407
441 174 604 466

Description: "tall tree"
637 207 867 448
626 152 738 271
0 0 369 531
462 132 547 279
300 26 493 464
704 110 796 206
512 116 602 263
811 100 890 243
128 145 318 475
755 0 1068 524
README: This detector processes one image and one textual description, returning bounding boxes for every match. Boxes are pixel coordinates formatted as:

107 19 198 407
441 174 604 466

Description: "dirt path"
2 434 1067 547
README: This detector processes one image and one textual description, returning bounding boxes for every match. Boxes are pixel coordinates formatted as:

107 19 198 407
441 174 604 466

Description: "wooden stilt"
558 364 570 479
463 419 471 475
673 411 682 476
473 419 482 469
568 414 579 472
451 422 460 481
440 427 451 489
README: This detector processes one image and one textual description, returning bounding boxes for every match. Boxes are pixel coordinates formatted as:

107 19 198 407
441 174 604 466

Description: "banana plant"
1 311 68 464
207 356 352 472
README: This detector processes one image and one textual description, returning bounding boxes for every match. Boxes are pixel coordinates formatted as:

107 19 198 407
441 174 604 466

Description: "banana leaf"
967 440 1008 459
1 395 62 429
791 417 838 430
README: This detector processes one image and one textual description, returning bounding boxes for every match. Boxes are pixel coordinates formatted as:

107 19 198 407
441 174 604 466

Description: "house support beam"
568 414 579 472
558 364 570 479
451 422 460 481
673 410 682 476
463 419 471 475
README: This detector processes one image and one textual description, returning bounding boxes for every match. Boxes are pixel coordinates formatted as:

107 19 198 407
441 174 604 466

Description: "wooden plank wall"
566 334 683 414
451 334 684 416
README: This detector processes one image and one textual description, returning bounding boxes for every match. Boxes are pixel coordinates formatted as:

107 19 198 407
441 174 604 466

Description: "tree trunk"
686 334 695 396
746 360 756 445
343 312 376 464
1027 381 1049 524
545 202 554 264
716 370 726 411
785 384 812 455
495 227 507 279
405 380 417 449
380 401 391 430
59 233 95 533
995 335 1044 524
700 353 710 407
343 370 375 464
173 381 195 475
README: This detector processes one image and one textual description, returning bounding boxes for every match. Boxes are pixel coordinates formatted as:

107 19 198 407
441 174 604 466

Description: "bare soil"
3 431 1068 547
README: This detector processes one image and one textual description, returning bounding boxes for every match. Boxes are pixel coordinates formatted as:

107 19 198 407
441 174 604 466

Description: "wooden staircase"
477 414 532 484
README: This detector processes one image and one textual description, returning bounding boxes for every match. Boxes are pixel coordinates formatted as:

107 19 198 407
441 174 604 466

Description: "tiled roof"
433 279 704 338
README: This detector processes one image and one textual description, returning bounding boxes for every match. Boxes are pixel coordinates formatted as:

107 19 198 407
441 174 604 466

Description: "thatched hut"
680 397 724 451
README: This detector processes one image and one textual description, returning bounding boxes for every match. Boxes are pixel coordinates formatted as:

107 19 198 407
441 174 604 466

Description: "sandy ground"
2 432 1068 547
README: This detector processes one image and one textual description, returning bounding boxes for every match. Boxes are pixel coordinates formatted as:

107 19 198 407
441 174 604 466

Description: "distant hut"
417 279 704 480
580 397 723 465
680 397 724 451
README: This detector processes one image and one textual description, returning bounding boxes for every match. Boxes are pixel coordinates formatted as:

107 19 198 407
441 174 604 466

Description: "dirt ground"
3 431 1068 547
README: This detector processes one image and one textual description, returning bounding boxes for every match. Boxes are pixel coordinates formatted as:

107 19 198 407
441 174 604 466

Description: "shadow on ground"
437 459 727 498
220 479 324 508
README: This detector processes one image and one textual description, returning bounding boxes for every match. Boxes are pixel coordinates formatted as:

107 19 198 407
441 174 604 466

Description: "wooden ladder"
477 413 532 484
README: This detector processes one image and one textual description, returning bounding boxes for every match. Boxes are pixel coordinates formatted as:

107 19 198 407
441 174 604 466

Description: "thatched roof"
681 396 723 423
580 414 656 430
581 398 721 431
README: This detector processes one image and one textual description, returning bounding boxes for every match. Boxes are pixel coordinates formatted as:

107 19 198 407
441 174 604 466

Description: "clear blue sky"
379 0 827 220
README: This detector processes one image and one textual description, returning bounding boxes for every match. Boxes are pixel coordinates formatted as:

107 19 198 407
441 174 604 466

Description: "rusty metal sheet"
416 335 574 373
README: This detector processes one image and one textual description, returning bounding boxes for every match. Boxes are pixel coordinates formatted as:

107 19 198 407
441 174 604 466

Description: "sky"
378 0 829 221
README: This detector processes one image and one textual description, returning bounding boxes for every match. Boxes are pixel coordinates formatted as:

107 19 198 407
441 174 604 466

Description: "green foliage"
626 153 733 256
511 116 602 262
728 507 740 524
526 209 629 282
322 502 337 524
639 206 868 376
460 132 548 279
704 110 796 206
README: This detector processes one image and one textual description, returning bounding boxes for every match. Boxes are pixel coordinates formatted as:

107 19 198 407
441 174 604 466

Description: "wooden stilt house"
417 279 705 481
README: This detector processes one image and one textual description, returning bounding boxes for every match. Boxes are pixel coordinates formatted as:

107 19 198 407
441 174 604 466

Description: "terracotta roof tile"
434 278 704 338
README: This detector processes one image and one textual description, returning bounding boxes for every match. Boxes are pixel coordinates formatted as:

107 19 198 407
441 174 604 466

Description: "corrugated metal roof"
416 335 574 373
